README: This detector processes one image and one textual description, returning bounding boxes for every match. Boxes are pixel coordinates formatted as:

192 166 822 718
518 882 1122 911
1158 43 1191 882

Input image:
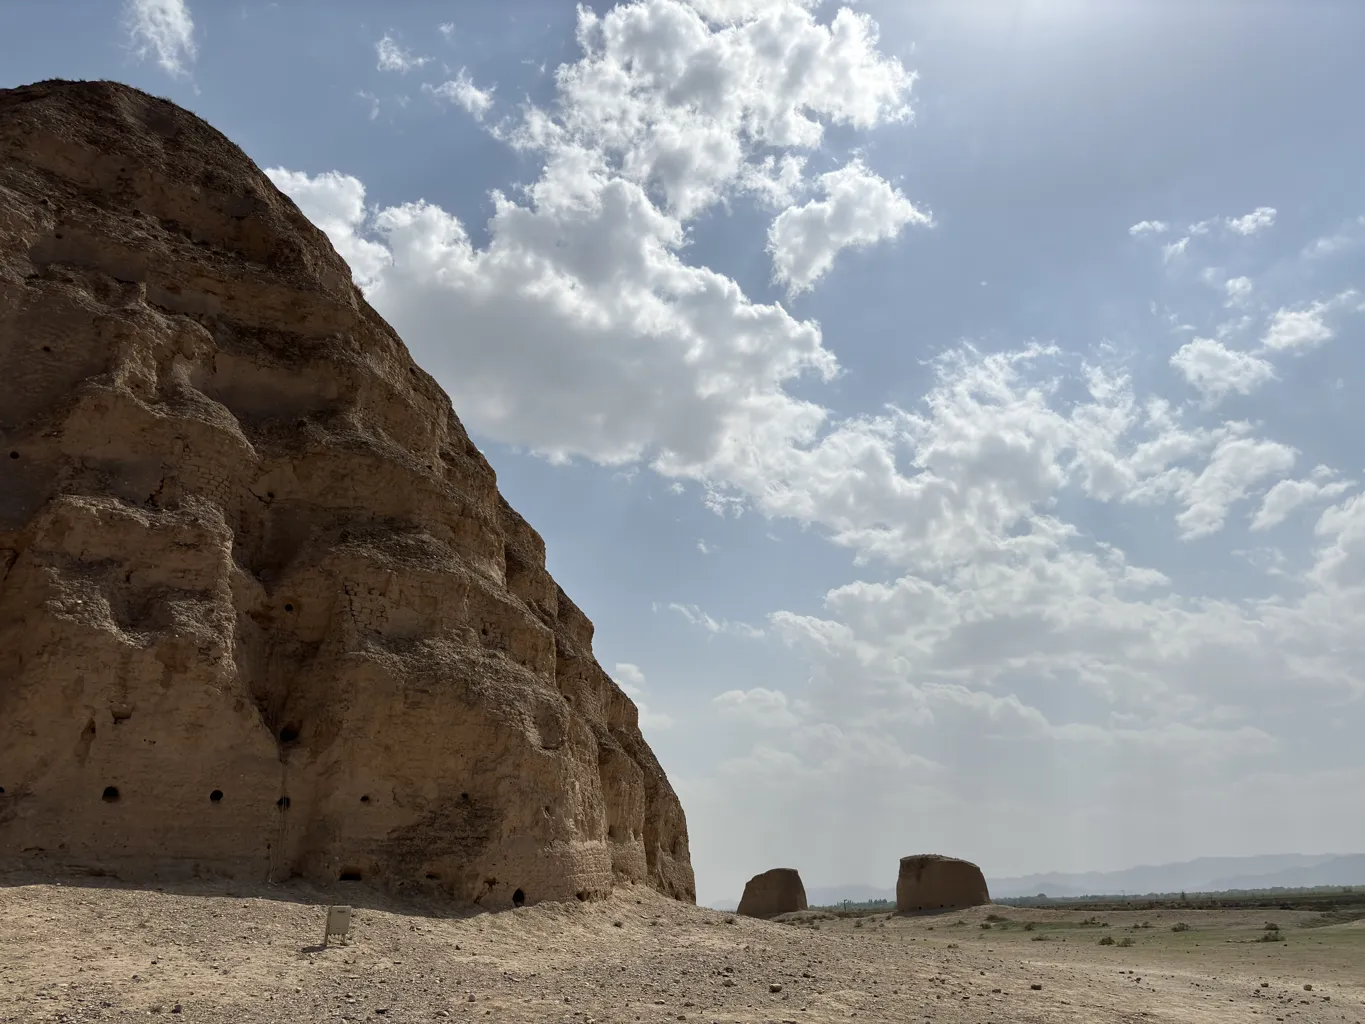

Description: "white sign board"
323 905 353 947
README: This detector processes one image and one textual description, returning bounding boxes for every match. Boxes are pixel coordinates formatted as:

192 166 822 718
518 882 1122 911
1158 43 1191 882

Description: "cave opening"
278 723 300 744
339 870 362 882
102 786 120 802
513 888 525 907
209 789 223 803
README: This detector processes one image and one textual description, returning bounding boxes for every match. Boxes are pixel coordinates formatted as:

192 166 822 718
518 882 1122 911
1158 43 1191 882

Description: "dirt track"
2 876 1362 1023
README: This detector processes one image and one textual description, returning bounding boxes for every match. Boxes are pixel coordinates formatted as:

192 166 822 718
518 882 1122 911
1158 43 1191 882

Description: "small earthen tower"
737 867 808 918
895 854 990 912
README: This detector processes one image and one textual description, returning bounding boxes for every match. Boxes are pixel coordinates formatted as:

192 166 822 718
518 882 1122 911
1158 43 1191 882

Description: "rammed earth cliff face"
0 79 695 907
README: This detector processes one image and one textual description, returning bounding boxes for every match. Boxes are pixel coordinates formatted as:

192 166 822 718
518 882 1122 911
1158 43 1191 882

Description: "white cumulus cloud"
1227 206 1276 235
1170 337 1275 403
1252 470 1353 531
123 0 196 77
767 160 930 295
1224 276 1253 304
1260 292 1358 352
425 69 494 120
376 33 429 73
1128 219 1169 236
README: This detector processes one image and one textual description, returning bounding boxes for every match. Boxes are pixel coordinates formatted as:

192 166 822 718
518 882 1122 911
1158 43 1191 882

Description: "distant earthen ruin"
737 867 808 918
0 79 695 908
895 855 990 913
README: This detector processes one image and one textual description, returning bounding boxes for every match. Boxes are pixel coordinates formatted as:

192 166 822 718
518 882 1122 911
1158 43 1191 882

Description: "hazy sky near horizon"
5 0 1364 905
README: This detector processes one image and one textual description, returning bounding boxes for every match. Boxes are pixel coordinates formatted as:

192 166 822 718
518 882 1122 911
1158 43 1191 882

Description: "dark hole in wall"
339 870 362 882
278 723 300 744
209 790 223 803
276 796 290 810
360 795 371 804
513 888 525 907
576 890 588 902
607 825 617 840
283 602 294 612
426 872 440 880
460 792 469 801
8 452 17 460
102 786 120 802
0 787 6 795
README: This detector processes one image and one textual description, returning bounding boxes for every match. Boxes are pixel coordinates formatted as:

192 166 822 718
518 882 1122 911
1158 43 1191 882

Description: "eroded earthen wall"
0 79 695 908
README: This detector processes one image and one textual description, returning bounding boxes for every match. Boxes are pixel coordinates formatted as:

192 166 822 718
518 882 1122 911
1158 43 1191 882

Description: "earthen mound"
895 854 990 913
737 867 808 918
0 79 695 907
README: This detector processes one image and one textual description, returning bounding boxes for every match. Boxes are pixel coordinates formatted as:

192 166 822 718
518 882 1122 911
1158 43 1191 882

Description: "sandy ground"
2 876 1362 1023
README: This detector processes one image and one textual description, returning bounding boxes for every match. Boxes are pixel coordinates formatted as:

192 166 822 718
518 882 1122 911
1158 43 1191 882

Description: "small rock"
1030 983 1043 991
1303 984 1312 991
769 983 782 993
722 979 735 988
467 994 476 1002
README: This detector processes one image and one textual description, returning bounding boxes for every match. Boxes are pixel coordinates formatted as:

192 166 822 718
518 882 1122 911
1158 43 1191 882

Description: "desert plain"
2 874 1361 1024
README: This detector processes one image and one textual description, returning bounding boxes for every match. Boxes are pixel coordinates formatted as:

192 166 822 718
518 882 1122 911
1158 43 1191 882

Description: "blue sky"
6 0 1364 906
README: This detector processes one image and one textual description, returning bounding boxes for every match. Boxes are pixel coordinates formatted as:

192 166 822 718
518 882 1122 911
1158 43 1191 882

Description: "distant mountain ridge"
990 853 1365 898
707 854 1365 909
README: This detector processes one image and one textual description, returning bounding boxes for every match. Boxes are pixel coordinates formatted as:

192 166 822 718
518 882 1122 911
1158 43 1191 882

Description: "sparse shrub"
1023 922 1035 932
1171 922 1190 932
1099 935 1115 945
1256 930 1282 943
854 919 863 928
979 922 992 929
1263 921 1281 931
724 916 735 925
1117 937 1135 947
1138 921 1153 929
612 920 623 928
985 913 1006 922
1031 933 1051 941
